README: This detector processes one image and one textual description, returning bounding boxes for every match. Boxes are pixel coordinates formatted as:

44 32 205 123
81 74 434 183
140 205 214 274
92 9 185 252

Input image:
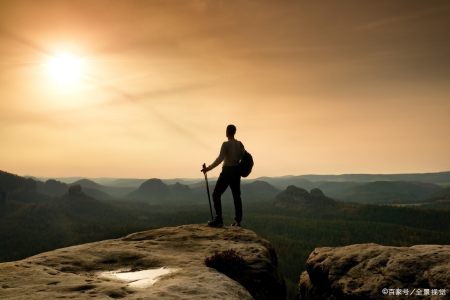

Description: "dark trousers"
212 166 242 222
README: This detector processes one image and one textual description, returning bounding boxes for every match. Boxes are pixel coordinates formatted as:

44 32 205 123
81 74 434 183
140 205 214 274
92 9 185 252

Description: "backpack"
239 143 254 177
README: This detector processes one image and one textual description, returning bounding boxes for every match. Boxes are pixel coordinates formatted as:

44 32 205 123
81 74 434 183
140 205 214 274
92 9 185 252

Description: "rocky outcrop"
0 224 285 299
298 243 450 299
274 186 336 209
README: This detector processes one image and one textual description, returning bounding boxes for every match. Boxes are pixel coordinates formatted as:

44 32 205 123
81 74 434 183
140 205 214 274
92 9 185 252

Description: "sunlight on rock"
100 267 178 288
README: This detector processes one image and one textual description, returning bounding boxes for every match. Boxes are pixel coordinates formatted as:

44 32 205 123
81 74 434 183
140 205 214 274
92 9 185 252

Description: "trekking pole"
202 163 214 220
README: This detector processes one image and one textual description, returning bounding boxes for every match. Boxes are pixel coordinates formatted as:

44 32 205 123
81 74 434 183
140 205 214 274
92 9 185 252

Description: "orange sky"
1 0 450 179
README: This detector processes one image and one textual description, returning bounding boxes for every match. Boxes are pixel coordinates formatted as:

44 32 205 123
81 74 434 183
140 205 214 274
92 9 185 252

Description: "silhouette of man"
202 124 245 227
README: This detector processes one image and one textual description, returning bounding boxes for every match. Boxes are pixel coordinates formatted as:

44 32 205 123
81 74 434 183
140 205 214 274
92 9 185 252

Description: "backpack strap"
239 141 245 152
239 141 245 159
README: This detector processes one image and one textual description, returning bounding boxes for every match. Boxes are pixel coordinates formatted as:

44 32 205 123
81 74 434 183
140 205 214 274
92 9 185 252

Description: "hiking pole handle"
202 163 207 176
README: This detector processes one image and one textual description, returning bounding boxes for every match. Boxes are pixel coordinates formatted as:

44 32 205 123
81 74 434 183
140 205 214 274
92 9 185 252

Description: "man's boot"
231 217 241 227
207 216 223 227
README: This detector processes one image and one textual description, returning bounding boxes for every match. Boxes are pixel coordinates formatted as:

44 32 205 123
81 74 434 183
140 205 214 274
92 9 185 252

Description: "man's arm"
204 142 226 172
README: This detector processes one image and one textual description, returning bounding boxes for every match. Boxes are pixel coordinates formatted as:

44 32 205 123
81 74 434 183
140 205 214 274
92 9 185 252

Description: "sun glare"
45 52 86 88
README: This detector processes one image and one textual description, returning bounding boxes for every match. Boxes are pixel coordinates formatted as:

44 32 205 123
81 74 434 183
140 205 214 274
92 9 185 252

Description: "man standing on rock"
202 124 245 227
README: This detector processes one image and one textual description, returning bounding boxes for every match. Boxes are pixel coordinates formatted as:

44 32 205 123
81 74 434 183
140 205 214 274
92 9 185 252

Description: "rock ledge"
0 224 285 299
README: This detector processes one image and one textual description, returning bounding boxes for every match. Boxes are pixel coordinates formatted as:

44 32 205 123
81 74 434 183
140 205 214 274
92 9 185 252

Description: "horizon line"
14 169 450 182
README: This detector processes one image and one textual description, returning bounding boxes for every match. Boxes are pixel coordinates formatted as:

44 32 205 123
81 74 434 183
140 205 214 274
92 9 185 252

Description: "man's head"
226 124 236 138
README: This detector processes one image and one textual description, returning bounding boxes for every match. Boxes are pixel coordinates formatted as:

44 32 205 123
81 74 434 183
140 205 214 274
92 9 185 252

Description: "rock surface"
299 243 450 300
0 224 285 299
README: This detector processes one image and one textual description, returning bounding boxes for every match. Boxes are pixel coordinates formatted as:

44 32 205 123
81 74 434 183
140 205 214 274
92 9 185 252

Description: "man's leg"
229 169 242 224
212 170 230 221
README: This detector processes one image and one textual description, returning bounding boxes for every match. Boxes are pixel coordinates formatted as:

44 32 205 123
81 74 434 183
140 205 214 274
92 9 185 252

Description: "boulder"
299 243 450 299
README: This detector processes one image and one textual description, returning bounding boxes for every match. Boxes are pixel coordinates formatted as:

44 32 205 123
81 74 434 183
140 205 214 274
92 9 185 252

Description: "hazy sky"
1 0 450 179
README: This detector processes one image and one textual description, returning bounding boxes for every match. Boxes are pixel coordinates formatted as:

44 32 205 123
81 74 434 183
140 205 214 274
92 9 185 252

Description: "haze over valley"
2 169 450 298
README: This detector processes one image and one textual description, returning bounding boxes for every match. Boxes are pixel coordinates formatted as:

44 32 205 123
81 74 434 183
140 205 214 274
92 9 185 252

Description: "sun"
45 52 86 88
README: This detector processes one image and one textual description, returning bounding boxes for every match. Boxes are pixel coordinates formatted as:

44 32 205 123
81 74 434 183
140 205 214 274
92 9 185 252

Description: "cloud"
0 26 52 55
355 4 450 31
82 74 212 150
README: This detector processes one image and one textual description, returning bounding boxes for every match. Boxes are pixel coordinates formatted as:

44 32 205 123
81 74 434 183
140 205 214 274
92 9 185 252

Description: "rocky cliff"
299 243 450 300
0 224 285 299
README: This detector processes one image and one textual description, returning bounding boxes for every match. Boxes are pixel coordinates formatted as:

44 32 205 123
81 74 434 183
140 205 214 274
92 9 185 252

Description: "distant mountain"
13 170 450 206
163 178 205 186
337 181 442 204
261 179 445 205
37 176 85 184
274 186 336 209
170 182 191 193
5 180 116 219
242 180 280 201
71 179 103 189
420 187 450 208
70 179 116 201
253 176 314 190
128 178 170 202
0 174 132 261
0 170 44 204
71 179 134 199
34 171 450 191
98 178 147 188
167 182 193 203
186 180 281 204
430 186 450 201
55 185 118 217
36 179 67 197
36 177 146 190
0 170 36 194
34 178 114 201
263 171 450 186
125 178 281 204
314 181 361 198
127 180 195 204
188 180 217 190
